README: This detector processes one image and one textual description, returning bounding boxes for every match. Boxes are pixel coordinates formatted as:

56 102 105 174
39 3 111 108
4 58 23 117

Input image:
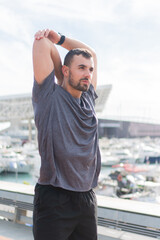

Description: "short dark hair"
64 48 92 66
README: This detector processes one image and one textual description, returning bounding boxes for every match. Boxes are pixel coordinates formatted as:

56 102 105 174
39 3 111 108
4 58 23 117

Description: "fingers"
34 29 50 40
44 29 50 37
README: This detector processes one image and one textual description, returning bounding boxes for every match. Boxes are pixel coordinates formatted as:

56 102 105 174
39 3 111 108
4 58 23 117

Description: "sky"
0 0 160 123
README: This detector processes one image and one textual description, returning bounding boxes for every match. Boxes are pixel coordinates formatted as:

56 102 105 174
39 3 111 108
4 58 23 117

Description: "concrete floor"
0 219 33 240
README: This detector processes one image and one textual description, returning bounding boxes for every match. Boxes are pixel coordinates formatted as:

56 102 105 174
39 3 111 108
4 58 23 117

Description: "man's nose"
84 69 92 79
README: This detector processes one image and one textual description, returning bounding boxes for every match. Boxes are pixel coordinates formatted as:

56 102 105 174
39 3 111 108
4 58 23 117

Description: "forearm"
61 36 96 57
35 29 96 56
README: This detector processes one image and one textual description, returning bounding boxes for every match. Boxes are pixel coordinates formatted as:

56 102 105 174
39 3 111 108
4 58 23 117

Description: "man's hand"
34 29 60 44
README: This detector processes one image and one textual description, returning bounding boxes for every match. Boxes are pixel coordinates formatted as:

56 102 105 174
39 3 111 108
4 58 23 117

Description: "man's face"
67 55 94 92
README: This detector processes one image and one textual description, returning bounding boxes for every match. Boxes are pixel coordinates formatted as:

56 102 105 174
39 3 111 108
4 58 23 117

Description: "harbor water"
0 165 112 185
0 172 36 185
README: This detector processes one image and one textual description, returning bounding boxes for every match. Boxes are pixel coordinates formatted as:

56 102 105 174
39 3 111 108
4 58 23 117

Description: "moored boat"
1 151 34 173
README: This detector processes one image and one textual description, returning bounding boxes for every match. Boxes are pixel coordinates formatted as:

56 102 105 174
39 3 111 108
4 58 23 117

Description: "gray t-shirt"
32 69 101 192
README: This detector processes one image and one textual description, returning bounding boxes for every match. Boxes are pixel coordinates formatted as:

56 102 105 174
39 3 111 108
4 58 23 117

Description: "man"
32 29 101 240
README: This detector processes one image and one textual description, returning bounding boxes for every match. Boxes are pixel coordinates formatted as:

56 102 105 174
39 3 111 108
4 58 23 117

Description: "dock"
0 181 160 240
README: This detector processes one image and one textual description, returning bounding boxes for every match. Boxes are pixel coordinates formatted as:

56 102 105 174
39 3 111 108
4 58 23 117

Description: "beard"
68 71 90 92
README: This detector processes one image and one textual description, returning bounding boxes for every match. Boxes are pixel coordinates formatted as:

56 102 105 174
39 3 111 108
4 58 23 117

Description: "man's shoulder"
32 69 56 102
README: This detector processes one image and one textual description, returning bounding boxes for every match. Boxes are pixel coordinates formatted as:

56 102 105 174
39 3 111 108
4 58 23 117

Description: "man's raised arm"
33 30 63 85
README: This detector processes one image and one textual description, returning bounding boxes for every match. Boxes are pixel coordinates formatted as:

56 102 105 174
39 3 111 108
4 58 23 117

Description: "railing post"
14 206 27 224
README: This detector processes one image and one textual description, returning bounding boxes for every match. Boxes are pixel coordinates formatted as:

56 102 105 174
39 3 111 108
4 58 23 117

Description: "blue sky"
1 0 160 123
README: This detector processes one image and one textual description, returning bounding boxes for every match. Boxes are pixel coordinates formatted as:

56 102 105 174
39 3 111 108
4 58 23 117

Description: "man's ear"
62 65 69 77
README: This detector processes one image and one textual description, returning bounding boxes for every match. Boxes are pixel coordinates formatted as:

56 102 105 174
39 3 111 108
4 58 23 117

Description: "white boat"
101 153 120 166
1 151 34 173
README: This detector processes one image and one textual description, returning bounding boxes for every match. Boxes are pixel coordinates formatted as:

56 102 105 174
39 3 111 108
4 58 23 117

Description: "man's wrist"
56 33 65 45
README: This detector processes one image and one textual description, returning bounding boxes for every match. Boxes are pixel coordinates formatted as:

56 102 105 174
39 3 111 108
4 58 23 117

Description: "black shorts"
33 184 98 240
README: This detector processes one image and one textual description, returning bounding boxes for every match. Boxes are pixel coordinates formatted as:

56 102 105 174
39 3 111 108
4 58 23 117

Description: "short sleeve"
32 69 55 103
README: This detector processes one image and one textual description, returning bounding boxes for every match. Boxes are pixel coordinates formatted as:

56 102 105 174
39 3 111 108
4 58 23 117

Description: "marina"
0 136 160 204
0 100 160 239
0 103 160 239
95 137 160 203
